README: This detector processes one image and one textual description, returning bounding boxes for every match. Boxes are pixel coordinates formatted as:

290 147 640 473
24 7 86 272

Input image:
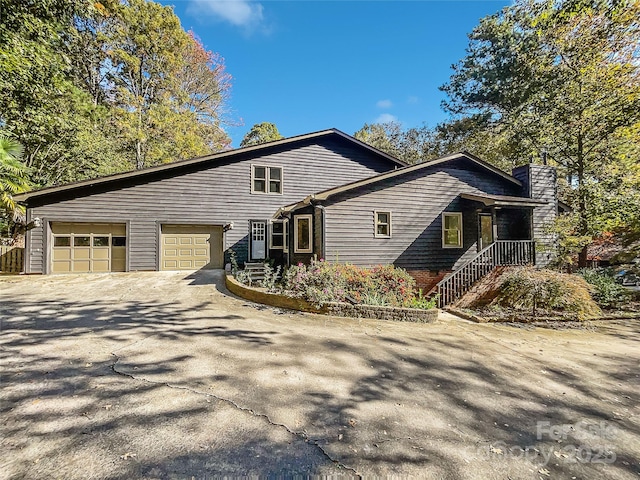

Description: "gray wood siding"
512 164 558 265
323 164 522 271
26 138 394 273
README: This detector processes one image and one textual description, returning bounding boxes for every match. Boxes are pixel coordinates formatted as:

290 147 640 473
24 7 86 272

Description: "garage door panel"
92 248 110 260
74 248 91 260
160 224 223 271
53 249 71 260
52 261 71 273
73 260 91 271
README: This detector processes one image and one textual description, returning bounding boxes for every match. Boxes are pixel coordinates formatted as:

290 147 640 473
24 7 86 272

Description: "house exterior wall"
25 137 395 273
322 160 523 271
512 164 558 266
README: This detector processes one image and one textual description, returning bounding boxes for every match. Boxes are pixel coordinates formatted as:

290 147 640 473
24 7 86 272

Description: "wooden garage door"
51 222 126 274
160 225 223 270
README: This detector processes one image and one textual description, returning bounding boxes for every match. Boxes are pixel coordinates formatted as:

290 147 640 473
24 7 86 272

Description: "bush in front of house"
281 259 418 307
497 267 601 320
578 268 631 309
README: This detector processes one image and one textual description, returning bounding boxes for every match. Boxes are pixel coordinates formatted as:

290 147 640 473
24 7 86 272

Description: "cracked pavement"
1 270 639 479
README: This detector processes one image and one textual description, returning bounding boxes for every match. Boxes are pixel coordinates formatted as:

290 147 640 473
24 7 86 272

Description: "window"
294 215 312 253
442 212 463 248
74 236 90 247
112 237 127 247
374 211 391 238
252 165 282 194
93 236 110 247
53 236 71 247
270 221 284 249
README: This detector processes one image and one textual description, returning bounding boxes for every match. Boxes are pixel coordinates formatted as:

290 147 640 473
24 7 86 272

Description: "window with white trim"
252 165 282 194
374 211 391 238
269 220 284 249
294 215 312 253
442 212 463 248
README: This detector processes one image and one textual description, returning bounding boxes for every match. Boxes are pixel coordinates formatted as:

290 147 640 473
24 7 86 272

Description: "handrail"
436 240 535 308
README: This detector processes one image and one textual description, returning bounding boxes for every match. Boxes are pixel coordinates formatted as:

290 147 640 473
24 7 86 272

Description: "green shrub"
259 263 282 291
497 267 601 320
578 268 630 308
281 260 416 307
407 290 439 310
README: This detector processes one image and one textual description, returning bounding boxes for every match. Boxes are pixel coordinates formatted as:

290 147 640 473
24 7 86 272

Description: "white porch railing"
436 240 535 308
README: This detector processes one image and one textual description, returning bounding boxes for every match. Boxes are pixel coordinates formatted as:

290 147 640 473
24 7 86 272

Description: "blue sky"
159 0 511 146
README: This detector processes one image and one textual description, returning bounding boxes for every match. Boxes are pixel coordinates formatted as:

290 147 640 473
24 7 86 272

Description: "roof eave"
15 128 407 203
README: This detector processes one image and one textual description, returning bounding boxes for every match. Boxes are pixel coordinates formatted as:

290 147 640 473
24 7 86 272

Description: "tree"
240 122 284 147
354 122 439 165
440 0 640 266
0 132 31 222
108 0 231 169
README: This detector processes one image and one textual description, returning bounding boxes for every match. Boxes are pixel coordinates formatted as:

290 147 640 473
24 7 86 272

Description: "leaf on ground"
120 452 137 460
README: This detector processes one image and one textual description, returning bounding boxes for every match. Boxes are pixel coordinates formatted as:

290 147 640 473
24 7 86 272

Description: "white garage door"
160 225 223 270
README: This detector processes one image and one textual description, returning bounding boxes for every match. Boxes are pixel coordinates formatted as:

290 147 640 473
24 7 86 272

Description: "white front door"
251 221 266 260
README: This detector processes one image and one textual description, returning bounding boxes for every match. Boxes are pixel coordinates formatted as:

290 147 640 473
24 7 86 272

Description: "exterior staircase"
244 262 266 284
436 240 536 308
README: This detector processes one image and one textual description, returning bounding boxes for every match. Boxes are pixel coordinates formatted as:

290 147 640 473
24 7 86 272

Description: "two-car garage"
50 222 223 273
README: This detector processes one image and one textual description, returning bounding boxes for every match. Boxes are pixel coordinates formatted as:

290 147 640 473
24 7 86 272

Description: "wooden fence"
0 245 24 273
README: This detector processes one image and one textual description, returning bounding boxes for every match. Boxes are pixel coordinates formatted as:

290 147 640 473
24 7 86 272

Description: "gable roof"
275 151 523 216
15 128 407 202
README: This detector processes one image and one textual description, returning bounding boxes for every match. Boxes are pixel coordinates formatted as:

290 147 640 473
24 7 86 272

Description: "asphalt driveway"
1 271 639 479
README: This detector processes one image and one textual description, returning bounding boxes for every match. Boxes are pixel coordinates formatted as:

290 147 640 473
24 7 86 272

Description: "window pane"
254 166 266 179
93 236 109 247
445 214 459 229
74 236 90 247
269 180 281 193
112 237 127 247
297 218 310 250
254 179 266 192
271 235 283 247
377 224 389 236
272 222 283 234
54 236 71 247
377 212 388 224
269 167 281 180
445 230 459 246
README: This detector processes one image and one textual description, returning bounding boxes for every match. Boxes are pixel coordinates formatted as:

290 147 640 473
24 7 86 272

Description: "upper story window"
252 165 282 194
374 211 391 238
442 212 463 248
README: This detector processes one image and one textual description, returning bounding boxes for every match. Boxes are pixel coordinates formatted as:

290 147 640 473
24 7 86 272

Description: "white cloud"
187 0 264 29
375 113 398 123
376 99 393 109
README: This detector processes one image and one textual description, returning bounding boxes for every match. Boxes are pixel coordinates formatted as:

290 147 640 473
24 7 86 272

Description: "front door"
251 221 266 260
479 214 494 250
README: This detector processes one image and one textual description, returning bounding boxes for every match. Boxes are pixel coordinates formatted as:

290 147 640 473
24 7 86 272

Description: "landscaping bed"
226 274 438 323
451 266 640 326
225 258 439 323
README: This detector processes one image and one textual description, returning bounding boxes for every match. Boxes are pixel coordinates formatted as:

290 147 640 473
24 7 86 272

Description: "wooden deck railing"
0 245 24 274
436 240 535 308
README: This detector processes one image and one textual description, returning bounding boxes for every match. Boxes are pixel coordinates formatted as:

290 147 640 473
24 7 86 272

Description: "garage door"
160 225 223 270
51 222 126 273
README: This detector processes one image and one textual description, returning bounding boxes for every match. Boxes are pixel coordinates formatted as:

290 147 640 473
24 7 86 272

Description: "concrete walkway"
1 271 638 479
